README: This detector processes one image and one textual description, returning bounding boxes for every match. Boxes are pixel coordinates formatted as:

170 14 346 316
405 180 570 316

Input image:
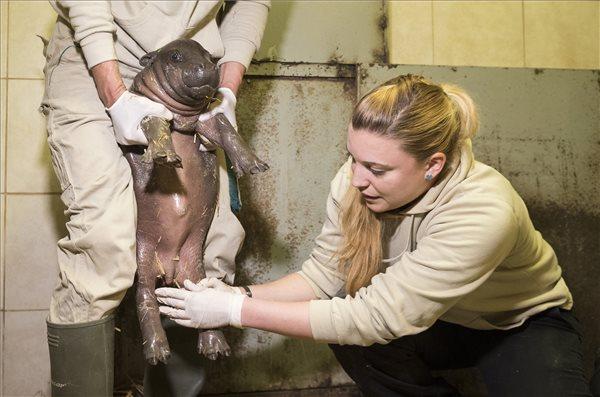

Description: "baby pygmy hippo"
122 38 267 365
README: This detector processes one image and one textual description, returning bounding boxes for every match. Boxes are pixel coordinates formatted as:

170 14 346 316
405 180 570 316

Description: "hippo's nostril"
194 65 206 76
181 65 219 92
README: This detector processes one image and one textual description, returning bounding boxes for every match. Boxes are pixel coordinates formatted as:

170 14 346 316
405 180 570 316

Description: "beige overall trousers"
41 18 244 324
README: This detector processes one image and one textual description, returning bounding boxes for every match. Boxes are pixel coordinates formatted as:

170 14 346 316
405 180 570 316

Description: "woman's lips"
362 193 379 200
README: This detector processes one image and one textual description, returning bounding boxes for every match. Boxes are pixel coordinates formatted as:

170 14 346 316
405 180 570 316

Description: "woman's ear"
425 152 446 180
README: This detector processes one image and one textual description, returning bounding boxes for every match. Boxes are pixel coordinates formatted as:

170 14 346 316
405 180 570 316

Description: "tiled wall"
387 0 600 69
1 2 61 396
0 1 598 396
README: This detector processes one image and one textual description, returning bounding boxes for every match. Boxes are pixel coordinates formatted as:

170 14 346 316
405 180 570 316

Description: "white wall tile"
0 2 7 79
1 78 6 194
433 1 525 67
524 1 600 69
3 310 51 397
0 312 3 393
4 194 64 311
1 194 5 311
6 79 60 193
387 1 434 65
7 1 56 79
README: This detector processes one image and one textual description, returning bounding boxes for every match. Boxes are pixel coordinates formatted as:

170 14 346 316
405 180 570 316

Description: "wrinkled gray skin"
121 39 268 365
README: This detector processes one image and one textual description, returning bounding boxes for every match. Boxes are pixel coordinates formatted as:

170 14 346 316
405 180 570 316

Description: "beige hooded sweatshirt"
298 140 572 346
49 1 270 71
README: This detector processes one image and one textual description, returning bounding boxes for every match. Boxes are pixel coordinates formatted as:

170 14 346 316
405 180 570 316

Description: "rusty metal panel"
201 70 357 393
255 1 386 64
360 65 600 370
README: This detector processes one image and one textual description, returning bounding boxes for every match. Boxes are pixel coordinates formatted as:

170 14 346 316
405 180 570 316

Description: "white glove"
198 87 237 130
156 279 245 329
106 90 173 146
196 277 243 295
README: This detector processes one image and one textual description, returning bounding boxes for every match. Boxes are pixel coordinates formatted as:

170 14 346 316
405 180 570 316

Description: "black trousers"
330 308 592 397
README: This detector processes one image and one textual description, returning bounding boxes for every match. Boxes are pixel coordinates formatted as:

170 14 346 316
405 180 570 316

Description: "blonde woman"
157 75 591 396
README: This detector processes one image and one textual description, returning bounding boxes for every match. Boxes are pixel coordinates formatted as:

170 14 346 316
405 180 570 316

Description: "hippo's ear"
140 50 158 67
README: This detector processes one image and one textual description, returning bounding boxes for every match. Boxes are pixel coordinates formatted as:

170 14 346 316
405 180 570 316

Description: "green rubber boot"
47 315 115 397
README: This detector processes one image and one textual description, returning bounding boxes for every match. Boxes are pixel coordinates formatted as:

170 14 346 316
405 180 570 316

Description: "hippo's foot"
143 330 171 365
197 330 231 360
230 154 269 178
142 145 182 168
139 115 182 168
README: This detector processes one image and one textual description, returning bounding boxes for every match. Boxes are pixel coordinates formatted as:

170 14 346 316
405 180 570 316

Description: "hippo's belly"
124 132 218 286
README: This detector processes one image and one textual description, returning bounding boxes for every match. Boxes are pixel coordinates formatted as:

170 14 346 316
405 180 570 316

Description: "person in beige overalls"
40 1 269 395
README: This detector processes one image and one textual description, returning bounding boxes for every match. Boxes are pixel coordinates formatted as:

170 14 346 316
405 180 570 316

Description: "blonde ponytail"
440 83 479 142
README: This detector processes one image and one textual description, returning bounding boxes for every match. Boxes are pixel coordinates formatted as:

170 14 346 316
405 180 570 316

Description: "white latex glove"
106 90 173 146
195 277 243 295
198 87 237 130
156 279 245 329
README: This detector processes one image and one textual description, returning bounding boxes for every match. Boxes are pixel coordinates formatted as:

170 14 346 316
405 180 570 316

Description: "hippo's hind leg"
176 218 232 360
174 247 232 360
136 230 171 365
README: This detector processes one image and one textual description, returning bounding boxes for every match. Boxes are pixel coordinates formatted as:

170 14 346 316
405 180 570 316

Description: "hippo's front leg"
196 113 268 177
140 116 182 168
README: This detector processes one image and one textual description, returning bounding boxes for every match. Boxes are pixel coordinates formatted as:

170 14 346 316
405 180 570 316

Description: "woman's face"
347 127 432 213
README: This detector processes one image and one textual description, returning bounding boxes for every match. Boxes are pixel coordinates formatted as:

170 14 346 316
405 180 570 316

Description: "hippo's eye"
170 51 183 63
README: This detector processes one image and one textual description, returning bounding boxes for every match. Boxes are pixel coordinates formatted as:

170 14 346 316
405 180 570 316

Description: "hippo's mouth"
185 84 218 101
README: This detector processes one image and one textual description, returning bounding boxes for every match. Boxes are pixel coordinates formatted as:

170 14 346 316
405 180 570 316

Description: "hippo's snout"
182 64 219 89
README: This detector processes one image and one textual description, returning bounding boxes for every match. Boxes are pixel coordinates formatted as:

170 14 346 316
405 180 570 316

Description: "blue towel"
225 156 242 214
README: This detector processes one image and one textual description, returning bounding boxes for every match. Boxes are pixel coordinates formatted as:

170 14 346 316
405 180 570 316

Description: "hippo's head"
136 39 220 115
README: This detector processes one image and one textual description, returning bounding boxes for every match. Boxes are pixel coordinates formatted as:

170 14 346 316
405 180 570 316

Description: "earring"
425 173 433 181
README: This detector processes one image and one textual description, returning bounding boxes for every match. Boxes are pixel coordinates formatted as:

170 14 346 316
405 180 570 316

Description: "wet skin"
122 39 268 365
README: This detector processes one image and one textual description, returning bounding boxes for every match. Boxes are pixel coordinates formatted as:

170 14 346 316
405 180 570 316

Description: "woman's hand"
196 277 244 295
156 280 245 329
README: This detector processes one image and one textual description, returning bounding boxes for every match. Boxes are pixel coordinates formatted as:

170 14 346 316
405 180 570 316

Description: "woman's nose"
351 165 369 189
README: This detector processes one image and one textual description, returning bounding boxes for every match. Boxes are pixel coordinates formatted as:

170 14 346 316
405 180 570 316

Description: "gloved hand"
195 277 243 295
156 279 245 329
198 87 237 130
106 90 173 146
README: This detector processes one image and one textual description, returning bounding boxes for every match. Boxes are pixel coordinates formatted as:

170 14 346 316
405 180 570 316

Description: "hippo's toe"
250 160 269 174
154 151 183 168
232 156 269 178
197 330 231 360
144 337 171 365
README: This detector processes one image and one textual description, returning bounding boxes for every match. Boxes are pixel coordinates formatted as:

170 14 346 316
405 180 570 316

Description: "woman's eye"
369 168 385 176
171 52 183 62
